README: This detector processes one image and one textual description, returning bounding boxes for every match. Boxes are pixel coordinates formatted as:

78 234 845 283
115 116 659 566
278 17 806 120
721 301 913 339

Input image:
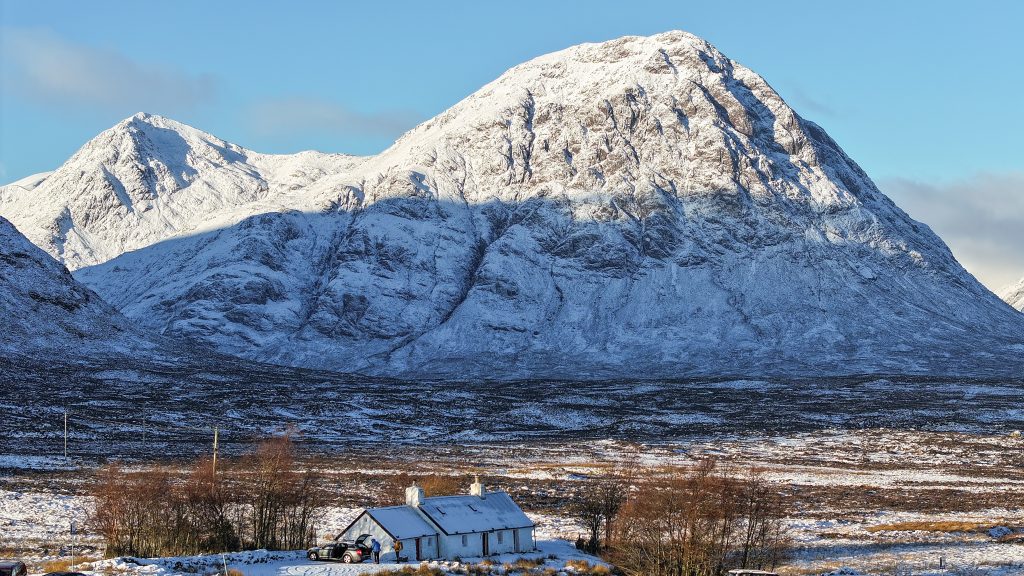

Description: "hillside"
0 216 161 360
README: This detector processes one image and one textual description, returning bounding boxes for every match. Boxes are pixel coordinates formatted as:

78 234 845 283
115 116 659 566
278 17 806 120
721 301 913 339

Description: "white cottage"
338 477 536 562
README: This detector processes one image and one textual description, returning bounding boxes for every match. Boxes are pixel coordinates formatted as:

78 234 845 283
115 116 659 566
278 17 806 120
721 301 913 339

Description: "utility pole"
212 426 219 477
63 409 68 459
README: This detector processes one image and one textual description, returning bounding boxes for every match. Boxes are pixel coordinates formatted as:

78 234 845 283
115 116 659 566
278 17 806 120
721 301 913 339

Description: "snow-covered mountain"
0 215 161 360
3 31 1023 378
1001 278 1024 312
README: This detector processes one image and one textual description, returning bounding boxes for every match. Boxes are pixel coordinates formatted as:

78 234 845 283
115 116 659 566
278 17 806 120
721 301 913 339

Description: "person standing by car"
370 538 381 564
393 539 403 562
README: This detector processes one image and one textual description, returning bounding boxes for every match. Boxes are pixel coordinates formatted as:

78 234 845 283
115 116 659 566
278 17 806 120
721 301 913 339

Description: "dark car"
307 533 372 563
0 561 27 576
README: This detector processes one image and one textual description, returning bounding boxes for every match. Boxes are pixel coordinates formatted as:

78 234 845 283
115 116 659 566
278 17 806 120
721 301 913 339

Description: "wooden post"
63 410 68 459
212 426 219 477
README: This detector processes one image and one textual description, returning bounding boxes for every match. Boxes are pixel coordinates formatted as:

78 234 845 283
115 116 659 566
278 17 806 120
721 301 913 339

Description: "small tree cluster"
92 433 322 557
574 478 628 553
608 461 789 576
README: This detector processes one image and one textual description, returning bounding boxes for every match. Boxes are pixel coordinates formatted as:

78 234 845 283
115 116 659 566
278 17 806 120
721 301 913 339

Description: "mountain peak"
4 31 1024 378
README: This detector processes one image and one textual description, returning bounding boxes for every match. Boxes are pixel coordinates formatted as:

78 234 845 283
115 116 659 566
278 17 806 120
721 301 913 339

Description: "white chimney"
406 481 425 506
470 475 485 498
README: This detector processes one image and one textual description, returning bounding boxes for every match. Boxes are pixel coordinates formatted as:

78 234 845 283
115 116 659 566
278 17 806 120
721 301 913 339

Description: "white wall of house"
516 527 536 553
340 514 442 561
437 527 536 559
439 532 484 559
408 534 440 561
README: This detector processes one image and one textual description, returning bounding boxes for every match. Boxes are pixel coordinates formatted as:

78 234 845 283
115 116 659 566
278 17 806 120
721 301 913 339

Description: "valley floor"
3 428 1024 575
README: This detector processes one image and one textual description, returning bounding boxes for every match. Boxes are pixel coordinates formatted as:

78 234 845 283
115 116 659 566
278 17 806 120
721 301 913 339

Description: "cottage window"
497 531 504 543
427 536 433 545
461 535 467 546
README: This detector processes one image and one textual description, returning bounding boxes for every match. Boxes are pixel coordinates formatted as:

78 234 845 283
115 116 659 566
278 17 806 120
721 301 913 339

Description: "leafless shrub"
608 460 789 576
91 432 322 557
574 476 630 553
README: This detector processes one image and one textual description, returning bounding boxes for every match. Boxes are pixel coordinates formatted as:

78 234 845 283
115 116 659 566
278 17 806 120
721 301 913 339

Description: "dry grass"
42 559 77 572
564 559 612 574
865 520 988 533
511 557 545 568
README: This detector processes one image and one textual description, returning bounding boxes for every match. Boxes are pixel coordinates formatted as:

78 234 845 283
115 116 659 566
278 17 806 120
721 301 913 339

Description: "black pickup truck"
307 533 372 563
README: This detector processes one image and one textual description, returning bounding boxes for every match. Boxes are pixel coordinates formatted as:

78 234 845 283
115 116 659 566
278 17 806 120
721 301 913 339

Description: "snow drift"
2 31 1023 378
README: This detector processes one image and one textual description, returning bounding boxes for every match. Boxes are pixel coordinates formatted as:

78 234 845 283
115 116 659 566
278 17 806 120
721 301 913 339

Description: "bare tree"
599 477 628 548
575 490 605 553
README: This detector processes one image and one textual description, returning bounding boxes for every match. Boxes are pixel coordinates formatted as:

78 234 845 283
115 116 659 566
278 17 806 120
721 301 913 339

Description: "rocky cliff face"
1001 278 1024 312
3 31 1023 378
0 216 161 360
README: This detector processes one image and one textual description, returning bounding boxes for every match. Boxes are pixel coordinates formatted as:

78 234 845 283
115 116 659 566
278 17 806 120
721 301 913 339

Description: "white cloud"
0 27 215 112
879 173 1024 292
244 97 420 141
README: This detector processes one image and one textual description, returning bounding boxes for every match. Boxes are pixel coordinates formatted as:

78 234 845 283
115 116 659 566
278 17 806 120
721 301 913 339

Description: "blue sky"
1 0 1022 288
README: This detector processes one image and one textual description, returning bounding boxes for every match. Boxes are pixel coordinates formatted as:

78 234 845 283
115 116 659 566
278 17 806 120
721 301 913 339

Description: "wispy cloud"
0 27 216 112
788 86 840 119
244 97 420 141
879 173 1024 292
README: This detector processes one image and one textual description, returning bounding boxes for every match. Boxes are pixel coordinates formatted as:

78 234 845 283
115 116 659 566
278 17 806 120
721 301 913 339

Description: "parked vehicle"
307 533 372 563
0 561 27 576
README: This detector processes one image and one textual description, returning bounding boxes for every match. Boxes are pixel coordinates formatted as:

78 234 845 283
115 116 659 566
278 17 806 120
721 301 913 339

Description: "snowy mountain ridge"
3 31 1023 378
1001 278 1024 312
0 113 363 271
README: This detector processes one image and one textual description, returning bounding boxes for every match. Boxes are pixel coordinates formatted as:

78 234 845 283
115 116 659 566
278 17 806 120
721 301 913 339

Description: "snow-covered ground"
0 489 94 547
84 539 602 576
786 510 1024 575
3 429 1023 575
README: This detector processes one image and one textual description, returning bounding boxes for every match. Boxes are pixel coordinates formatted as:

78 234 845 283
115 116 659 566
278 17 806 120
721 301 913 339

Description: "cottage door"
415 537 422 561
513 529 520 552
482 532 490 556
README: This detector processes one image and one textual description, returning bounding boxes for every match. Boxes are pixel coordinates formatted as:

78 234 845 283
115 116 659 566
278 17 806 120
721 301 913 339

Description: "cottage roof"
416 492 534 535
364 505 439 540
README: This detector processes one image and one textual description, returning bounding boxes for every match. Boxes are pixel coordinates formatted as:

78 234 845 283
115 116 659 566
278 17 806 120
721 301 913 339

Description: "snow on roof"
417 492 534 535
365 505 439 540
